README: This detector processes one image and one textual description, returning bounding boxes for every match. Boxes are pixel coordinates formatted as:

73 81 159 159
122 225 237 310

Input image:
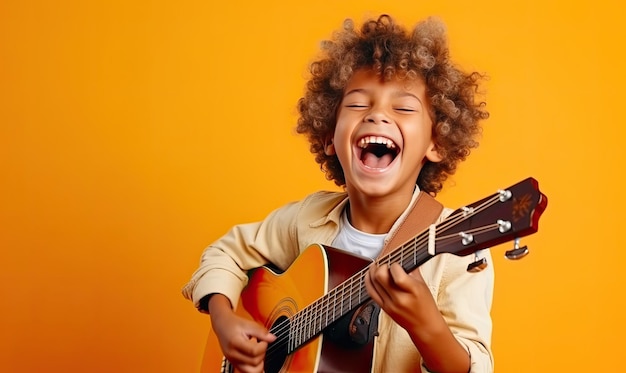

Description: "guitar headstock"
436 177 548 259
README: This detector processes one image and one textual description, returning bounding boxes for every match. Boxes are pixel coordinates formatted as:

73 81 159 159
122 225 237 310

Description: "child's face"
331 68 441 199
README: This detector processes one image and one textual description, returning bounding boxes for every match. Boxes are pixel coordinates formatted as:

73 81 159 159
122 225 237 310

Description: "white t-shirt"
331 210 387 260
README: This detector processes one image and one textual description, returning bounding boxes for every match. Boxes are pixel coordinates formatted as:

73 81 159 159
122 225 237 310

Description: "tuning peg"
505 238 529 260
467 254 488 273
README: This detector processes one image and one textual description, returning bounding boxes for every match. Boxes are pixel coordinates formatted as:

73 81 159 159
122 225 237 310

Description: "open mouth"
357 135 400 169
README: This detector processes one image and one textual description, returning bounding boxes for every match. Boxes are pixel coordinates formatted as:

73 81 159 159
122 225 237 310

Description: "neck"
346 189 415 234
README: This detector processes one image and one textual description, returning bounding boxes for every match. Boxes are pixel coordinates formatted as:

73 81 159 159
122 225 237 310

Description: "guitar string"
262 194 501 363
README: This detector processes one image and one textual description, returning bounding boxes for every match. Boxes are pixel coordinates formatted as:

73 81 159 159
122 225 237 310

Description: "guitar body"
202 244 376 373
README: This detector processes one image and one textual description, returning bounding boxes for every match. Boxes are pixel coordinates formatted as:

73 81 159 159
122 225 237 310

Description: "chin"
350 181 395 197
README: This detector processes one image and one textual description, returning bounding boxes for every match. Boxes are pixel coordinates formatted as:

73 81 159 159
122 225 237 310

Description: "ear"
324 139 336 156
424 141 443 163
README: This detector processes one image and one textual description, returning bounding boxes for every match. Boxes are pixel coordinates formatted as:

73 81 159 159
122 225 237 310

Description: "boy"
183 14 493 373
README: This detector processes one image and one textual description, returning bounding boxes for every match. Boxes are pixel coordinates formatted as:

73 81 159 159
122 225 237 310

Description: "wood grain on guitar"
201 177 548 373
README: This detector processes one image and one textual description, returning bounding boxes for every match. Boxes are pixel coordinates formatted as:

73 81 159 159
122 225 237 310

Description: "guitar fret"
343 283 349 312
350 279 356 310
320 300 324 331
347 278 352 311
306 306 310 340
293 311 299 349
314 302 319 334
314 299 321 334
348 276 356 310
297 308 303 346
334 287 339 318
332 289 337 323
304 305 311 340
324 296 329 329
356 275 361 304
353 275 361 309
299 309 305 345
298 311 304 349
339 285 344 317
322 297 330 329
330 296 334 327
306 307 310 339
312 302 317 335
312 300 317 334
289 313 296 352
334 286 340 318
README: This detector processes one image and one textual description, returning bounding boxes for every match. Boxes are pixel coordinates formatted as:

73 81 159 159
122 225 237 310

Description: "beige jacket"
182 190 494 372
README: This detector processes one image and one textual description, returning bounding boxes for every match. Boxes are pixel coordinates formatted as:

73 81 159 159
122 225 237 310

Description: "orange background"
1 0 624 372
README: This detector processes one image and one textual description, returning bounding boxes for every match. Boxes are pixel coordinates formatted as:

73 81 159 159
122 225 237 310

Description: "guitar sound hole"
265 315 289 373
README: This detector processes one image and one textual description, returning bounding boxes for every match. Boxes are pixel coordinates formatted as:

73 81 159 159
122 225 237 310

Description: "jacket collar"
309 186 422 234
309 192 349 228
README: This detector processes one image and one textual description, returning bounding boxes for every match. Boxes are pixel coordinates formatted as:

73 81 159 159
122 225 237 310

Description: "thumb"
245 323 277 343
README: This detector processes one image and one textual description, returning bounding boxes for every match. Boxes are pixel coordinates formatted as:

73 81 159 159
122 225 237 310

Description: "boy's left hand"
364 262 441 333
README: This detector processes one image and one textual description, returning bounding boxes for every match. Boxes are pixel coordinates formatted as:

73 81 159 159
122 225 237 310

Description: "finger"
364 269 382 304
227 340 267 369
236 362 264 373
388 262 413 289
368 263 392 301
245 326 277 343
248 339 270 357
373 262 392 285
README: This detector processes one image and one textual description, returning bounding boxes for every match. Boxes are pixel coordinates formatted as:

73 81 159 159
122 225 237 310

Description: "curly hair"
295 14 489 194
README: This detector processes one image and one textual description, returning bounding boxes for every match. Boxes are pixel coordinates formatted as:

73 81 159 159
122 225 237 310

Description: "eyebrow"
343 88 423 104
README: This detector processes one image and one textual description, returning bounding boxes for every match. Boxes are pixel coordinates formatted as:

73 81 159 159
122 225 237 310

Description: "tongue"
362 152 393 169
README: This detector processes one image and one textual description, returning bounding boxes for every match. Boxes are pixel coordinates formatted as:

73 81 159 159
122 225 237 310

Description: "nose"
364 108 392 125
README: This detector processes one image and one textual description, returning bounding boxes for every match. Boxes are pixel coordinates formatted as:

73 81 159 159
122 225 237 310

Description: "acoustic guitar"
201 177 548 373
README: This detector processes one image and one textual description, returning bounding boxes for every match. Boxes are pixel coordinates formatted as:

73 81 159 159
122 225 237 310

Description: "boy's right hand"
208 294 277 373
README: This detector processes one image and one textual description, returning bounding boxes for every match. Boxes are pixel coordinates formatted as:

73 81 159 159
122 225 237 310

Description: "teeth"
358 136 396 149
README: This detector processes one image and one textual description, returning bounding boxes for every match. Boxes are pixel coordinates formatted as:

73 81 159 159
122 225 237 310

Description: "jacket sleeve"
181 200 303 312
433 249 494 373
